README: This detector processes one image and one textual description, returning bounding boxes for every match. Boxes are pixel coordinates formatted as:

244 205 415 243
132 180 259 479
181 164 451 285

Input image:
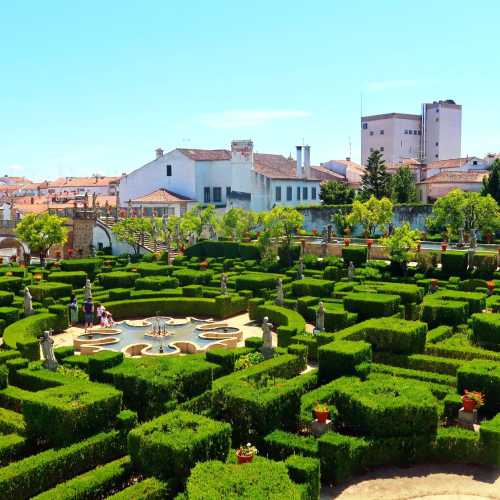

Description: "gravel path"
322 464 500 499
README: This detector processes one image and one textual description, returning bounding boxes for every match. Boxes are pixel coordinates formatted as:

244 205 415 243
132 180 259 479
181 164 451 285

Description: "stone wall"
72 218 95 257
298 204 433 235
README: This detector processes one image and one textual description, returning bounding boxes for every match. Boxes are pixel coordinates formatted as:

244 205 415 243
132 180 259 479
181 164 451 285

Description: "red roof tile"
419 171 489 184
132 189 194 204
177 149 231 161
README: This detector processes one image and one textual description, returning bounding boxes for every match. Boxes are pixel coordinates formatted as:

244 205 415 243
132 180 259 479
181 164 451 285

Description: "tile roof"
47 176 120 188
253 153 322 181
310 165 346 182
424 157 481 170
418 171 489 184
177 149 231 161
131 189 194 204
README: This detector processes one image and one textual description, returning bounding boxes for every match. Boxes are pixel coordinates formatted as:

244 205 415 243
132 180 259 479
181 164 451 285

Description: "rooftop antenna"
348 136 352 159
360 92 364 118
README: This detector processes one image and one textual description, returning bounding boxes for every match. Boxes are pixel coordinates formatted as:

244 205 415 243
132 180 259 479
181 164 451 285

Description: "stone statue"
92 192 97 209
315 301 325 333
298 256 304 279
24 287 33 317
260 316 274 358
275 278 284 306
348 261 355 281
220 273 228 295
39 330 58 371
84 279 92 300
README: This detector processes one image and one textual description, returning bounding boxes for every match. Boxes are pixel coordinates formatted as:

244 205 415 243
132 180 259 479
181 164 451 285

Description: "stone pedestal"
457 408 480 431
311 419 332 437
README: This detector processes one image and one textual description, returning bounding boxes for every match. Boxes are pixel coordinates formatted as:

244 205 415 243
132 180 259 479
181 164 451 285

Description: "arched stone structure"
0 236 29 262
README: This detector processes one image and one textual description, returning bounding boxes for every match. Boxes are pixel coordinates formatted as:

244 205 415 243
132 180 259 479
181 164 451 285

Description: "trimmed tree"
16 213 68 267
320 181 355 205
360 150 392 200
482 159 500 204
391 165 417 203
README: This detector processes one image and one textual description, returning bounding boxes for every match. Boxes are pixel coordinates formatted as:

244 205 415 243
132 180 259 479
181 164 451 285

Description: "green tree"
220 208 259 241
16 213 68 267
482 159 500 204
319 181 355 205
382 223 420 264
360 150 392 200
391 165 417 203
111 217 151 255
427 189 500 238
258 207 304 267
348 195 393 237
182 204 219 240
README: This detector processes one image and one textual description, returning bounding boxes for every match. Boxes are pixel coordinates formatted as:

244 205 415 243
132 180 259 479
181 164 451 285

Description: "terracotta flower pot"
367 239 373 249
314 409 329 424
462 397 476 413
344 238 350 247
236 450 254 464
441 242 448 252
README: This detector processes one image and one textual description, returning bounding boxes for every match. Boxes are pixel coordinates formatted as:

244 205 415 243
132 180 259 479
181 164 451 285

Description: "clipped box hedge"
432 289 486 314
0 276 23 293
47 271 87 289
128 410 231 481
135 275 179 291
171 268 214 286
471 312 500 347
344 292 401 319
60 258 101 279
100 271 138 289
106 477 171 500
0 290 14 307
291 278 334 298
185 240 260 261
441 250 468 276
341 246 368 267
235 273 283 293
421 298 468 328
29 282 72 302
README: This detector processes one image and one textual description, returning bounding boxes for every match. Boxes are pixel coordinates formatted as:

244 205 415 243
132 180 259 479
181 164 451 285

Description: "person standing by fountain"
96 303 105 326
83 297 94 333
68 294 78 326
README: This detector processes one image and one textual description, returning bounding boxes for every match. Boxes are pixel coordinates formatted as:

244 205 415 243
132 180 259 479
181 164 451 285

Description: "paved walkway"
322 464 500 499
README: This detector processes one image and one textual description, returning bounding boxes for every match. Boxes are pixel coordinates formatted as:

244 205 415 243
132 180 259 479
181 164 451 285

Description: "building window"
418 130 421 135
380 146 385 152
436 108 439 113
303 187 308 200
166 164 172 176
362 123 368 129
414 130 418 134
404 130 408 134
435 142 439 147
436 117 439 122
296 187 301 200
370 147 374 152
203 187 210 203
369 131 374 136
226 186 231 198
435 154 439 158
275 186 282 201
213 187 222 203
380 130 384 135
473 160 478 166
286 186 292 201
409 130 413 135
312 187 317 200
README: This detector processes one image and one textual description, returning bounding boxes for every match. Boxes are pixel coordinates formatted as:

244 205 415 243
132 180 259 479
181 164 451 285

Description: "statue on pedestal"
220 273 228 295
315 301 325 333
298 256 304 280
39 330 58 371
24 287 33 317
84 279 92 300
260 316 274 359
348 261 355 281
275 278 284 306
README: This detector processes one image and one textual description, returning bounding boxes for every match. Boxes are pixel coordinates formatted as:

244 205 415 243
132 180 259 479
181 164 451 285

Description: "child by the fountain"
103 311 114 327
96 303 105 326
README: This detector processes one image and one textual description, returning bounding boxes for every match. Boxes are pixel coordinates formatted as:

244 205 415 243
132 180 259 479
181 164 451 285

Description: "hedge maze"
0 240 498 498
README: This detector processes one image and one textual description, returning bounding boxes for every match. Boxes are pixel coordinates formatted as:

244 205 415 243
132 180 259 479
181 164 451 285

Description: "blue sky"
1 1 499 181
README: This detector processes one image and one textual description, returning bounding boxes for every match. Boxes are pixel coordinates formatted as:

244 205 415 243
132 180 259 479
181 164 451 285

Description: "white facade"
361 100 462 166
118 141 322 213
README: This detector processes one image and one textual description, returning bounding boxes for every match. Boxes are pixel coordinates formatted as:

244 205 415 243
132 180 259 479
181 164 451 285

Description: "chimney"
304 145 311 178
345 156 351 162
296 146 303 177
155 148 164 160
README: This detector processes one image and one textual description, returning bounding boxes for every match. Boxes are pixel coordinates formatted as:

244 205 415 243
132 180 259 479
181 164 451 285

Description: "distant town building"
361 99 462 165
119 141 342 212
320 158 365 188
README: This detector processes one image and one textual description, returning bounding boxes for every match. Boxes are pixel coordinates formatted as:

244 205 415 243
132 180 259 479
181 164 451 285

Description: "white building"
361 99 462 165
119 141 340 212
320 158 365 188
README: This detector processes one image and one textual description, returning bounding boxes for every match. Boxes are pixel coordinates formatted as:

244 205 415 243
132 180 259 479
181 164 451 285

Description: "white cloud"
366 80 420 91
200 110 311 129
6 164 24 172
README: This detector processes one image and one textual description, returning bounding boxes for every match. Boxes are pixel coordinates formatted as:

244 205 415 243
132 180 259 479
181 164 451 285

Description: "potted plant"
314 402 329 423
461 390 484 413
343 238 350 247
441 241 448 252
487 280 495 295
236 443 257 464
366 238 374 249
199 259 209 269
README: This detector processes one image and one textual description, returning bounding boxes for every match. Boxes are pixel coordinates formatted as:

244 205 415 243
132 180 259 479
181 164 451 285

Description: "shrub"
0 307 19 326
331 376 439 438
344 292 401 319
106 477 171 500
185 459 301 499
318 340 372 383
0 430 125 499
318 431 369 483
128 410 231 482
0 276 23 293
285 455 321 500
264 429 318 459
100 272 138 289
235 273 282 293
47 271 87 289
432 426 482 463
440 250 468 276
471 313 500 347
29 282 72 302
457 360 500 413
0 407 26 435
171 268 214 286
432 290 486 314
130 262 173 277
0 433 27 467
342 246 368 267
23 382 122 446
88 350 124 382
421 298 468 328
291 278 334 298
135 275 179 291
426 325 454 344
0 291 14 307
205 347 253 375
365 282 424 304
31 456 132 500
480 413 500 466
108 288 131 301
60 258 100 279
185 240 260 260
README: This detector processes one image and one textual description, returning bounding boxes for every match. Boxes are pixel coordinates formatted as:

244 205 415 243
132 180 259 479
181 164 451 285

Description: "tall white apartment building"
361 100 462 165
